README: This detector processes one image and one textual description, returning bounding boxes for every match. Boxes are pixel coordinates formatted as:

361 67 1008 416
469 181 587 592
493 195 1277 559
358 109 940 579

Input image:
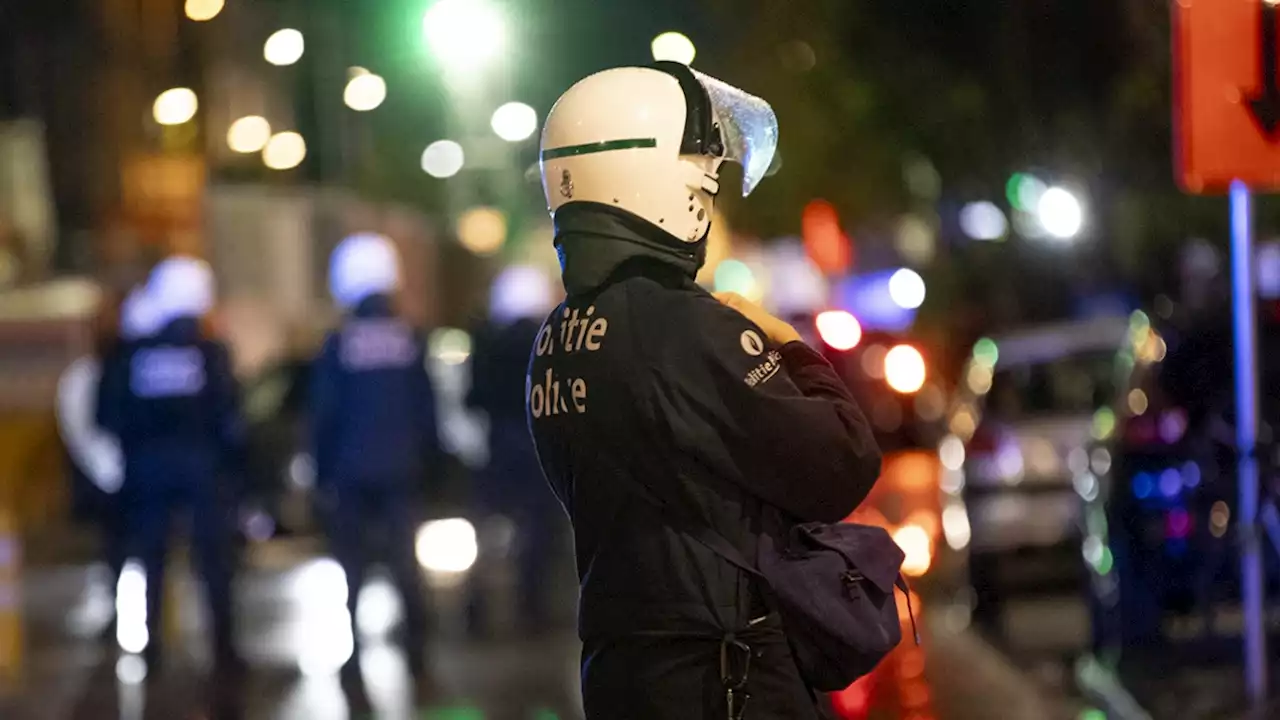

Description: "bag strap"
619 474 769 636
622 475 766 581
678 516 766 581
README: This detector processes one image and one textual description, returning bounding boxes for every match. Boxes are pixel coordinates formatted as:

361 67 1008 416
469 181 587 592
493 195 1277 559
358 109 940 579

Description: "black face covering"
554 202 707 296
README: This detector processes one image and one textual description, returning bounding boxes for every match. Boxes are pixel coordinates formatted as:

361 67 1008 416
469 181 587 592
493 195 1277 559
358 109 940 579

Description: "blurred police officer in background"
57 285 161 640
530 64 881 718
466 265 564 636
96 256 246 676
311 234 440 690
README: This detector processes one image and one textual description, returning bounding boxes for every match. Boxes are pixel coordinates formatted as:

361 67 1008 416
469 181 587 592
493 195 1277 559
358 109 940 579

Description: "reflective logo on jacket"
129 347 207 398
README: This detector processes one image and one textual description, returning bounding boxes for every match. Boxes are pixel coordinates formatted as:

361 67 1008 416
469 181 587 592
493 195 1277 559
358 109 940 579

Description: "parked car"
1085 309 1280 655
946 315 1131 622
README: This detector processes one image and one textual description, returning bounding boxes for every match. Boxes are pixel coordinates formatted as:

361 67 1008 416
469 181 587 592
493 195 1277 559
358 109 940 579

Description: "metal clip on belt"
721 635 752 720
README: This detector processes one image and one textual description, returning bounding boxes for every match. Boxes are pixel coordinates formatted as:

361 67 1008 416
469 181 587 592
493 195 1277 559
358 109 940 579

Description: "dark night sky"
0 1 1137 155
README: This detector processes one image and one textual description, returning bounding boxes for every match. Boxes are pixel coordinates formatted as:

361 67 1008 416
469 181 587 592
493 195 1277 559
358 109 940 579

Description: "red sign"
1174 0 1280 193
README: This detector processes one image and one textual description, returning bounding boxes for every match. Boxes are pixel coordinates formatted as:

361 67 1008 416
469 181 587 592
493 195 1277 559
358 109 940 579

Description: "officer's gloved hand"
713 292 803 346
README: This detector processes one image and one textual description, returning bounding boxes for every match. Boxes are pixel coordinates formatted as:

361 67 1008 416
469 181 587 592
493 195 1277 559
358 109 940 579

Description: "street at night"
6 0 1280 718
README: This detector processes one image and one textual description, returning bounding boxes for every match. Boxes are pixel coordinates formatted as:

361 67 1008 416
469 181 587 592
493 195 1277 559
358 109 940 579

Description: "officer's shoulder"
653 283 750 332
621 280 742 343
614 275 700 314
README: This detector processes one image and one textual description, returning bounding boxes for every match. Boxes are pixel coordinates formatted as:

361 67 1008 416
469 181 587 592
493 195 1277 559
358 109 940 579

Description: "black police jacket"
529 205 883 645
310 294 442 488
96 318 246 494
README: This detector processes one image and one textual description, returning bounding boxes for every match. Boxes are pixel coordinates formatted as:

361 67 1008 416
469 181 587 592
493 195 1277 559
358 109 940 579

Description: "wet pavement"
0 539 1085 720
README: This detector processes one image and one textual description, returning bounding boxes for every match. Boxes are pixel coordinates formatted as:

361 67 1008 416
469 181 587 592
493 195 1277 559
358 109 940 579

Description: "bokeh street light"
894 214 937 265
343 68 387 112
184 0 224 22
264 29 305 67
888 268 926 310
651 31 697 65
1006 172 1047 212
885 345 927 394
423 0 506 77
490 102 538 142
456 207 507 256
713 259 758 299
226 116 271 153
415 518 478 573
421 140 465 179
959 201 1008 241
262 131 306 170
152 88 198 126
816 310 863 351
1037 187 1085 240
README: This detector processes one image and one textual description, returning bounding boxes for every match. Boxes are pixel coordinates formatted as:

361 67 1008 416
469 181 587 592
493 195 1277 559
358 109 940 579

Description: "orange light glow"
802 199 852 274
816 310 862 350
893 525 932 577
885 345 927 394
831 674 875 719
904 510 940 541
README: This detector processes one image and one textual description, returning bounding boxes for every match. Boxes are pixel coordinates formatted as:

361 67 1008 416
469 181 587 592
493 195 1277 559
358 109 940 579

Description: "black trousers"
122 478 237 665
326 481 431 673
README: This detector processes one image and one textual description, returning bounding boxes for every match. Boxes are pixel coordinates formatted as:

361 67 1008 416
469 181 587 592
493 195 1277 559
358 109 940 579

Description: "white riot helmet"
119 284 162 340
146 255 215 328
329 233 401 310
539 62 779 245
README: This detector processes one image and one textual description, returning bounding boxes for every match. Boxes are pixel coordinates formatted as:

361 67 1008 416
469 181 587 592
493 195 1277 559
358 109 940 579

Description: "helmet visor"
692 69 779 197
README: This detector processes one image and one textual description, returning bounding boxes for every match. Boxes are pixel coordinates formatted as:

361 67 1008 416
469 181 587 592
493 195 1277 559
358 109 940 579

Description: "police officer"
57 286 159 639
311 233 439 686
466 265 564 636
96 256 245 675
529 64 883 719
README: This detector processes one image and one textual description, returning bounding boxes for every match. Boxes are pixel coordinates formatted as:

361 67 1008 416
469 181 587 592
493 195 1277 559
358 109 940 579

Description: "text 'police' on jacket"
528 305 610 419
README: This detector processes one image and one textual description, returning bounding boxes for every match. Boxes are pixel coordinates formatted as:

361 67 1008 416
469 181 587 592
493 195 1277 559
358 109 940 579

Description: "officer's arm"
308 336 340 486
62 358 126 493
645 294 882 523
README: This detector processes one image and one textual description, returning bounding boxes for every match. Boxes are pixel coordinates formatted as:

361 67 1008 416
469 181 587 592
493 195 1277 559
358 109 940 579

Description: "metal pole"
1230 180 1268 708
